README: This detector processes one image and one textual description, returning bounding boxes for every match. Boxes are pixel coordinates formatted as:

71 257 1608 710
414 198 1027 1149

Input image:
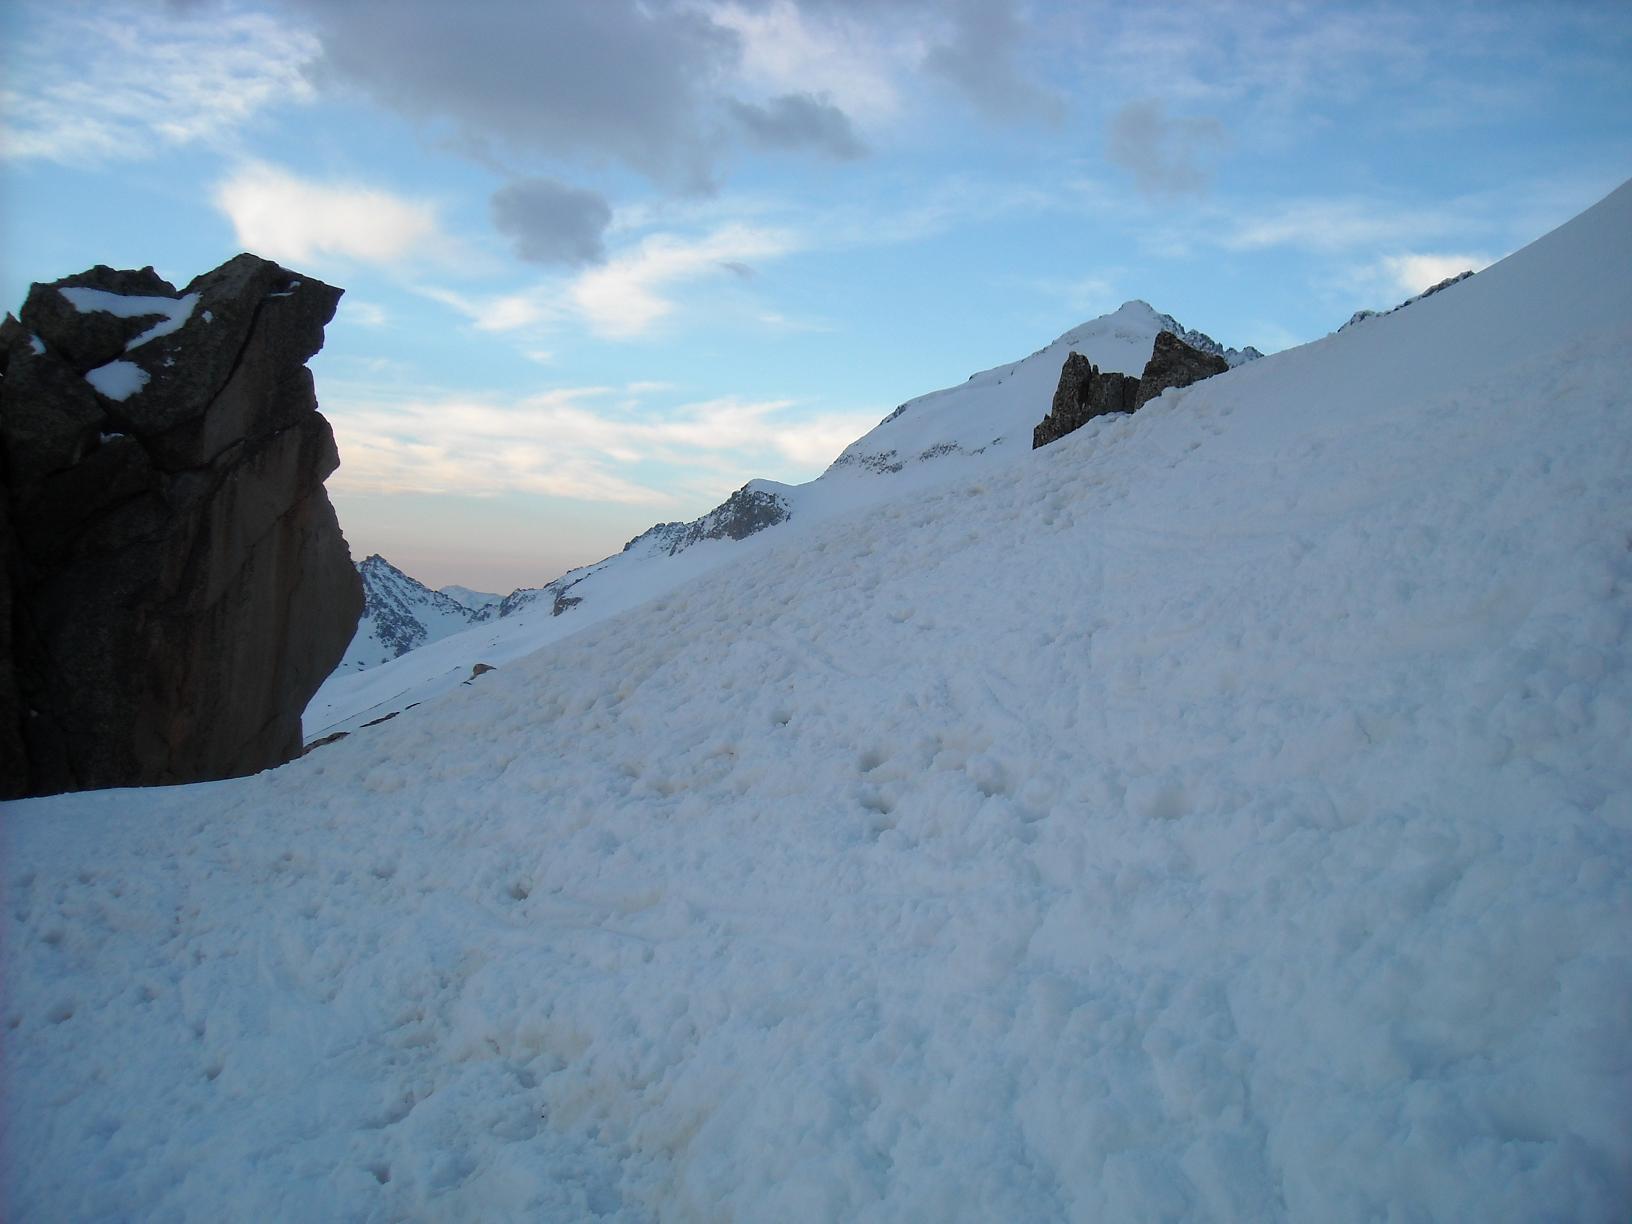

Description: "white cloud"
709 0 914 125
325 383 877 505
214 163 446 268
0 3 317 163
1332 249 1492 317
416 221 800 341
419 284 560 334
424 176 1058 348
1221 198 1458 253
569 223 802 338
337 300 389 328
756 310 835 334
1377 252 1491 298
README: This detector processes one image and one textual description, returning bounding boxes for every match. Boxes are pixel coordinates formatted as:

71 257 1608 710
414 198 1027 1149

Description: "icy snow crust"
6 183 1632 1220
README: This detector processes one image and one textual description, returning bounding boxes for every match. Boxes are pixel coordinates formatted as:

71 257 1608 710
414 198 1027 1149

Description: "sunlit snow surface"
5 184 1631 1221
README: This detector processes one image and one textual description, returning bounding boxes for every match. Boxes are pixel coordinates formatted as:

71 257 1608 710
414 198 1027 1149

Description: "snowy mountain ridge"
497 481 797 619
438 584 502 613
308 300 1254 738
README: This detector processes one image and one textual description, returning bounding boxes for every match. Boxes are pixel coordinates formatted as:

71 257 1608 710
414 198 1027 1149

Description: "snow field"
304 300 1212 741
5 183 1632 1220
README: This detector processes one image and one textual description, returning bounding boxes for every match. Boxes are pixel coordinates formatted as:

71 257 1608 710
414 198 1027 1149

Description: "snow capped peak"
831 299 1257 482
340 553 495 672
1107 298 1166 326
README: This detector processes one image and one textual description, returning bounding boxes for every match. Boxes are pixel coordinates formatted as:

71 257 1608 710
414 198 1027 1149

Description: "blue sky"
3 0 1629 592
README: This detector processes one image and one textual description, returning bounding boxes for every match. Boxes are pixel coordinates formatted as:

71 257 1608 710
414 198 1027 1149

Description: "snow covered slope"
439 584 502 613
336 554 493 674
305 301 1249 739
5 182 1631 1221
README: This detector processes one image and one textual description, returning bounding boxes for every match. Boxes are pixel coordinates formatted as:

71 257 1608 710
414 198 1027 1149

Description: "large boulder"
0 255 363 798
1033 330 1231 449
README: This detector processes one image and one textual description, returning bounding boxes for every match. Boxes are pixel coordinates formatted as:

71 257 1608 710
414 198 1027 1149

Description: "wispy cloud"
337 299 390 328
570 222 803 338
1220 198 1460 254
422 173 1060 346
418 284 561 334
325 383 878 504
214 162 452 269
0 3 316 164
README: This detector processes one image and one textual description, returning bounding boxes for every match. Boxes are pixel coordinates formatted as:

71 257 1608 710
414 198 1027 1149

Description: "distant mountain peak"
340 554 496 673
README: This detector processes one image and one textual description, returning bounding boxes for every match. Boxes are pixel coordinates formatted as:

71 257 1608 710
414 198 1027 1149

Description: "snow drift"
3 182 1630 1221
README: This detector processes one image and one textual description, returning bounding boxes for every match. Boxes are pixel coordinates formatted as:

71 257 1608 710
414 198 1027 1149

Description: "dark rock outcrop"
1032 330 1231 449
1031 353 1139 448
1134 329 1231 410
622 483 792 558
0 254 363 798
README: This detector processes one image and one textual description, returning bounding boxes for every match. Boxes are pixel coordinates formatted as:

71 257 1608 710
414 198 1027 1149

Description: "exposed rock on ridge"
1033 330 1230 449
1031 353 1140 449
623 484 792 558
491 484 794 624
1340 270 1477 332
1148 307 1263 368
0 255 363 797
1136 329 1232 408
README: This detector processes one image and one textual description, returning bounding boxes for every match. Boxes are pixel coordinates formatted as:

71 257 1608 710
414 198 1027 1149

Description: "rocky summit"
0 255 362 798
1032 329 1230 449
